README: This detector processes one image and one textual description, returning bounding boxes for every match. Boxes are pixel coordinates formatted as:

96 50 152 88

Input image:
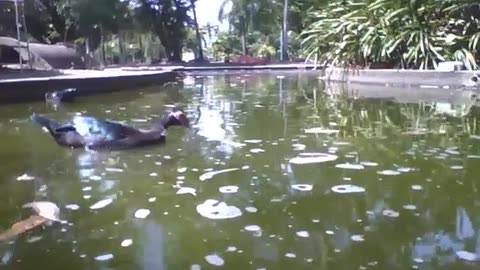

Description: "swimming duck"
30 107 190 150
45 88 77 103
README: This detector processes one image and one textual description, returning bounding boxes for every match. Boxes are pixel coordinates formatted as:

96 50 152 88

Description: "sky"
196 0 230 31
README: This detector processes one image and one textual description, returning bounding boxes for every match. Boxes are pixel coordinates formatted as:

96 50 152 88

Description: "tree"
134 0 193 62
189 0 204 61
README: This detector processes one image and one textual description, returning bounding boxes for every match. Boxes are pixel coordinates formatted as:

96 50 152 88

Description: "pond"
1 70 480 270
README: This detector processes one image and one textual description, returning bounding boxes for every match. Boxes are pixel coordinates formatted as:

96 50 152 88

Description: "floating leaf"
0 215 47 242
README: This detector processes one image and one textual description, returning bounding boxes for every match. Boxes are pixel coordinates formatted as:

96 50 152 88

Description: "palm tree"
190 0 204 61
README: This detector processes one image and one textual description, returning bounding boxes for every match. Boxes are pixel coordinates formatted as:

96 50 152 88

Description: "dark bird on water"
30 107 190 150
45 88 78 103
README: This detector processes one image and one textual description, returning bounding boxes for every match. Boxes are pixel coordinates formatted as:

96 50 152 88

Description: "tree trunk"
118 31 125 64
100 25 106 66
241 33 247 56
281 0 289 61
191 0 204 61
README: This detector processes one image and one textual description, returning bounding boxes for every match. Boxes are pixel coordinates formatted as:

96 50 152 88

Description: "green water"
1 71 480 270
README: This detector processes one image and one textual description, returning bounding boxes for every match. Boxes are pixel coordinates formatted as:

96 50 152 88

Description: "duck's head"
163 107 190 128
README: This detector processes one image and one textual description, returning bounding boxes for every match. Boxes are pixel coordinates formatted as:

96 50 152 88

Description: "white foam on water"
219 185 239 194
360 161 378 167
17 173 35 181
304 128 339 134
65 204 80 211
456 250 478 261
351 235 365 242
177 167 188 173
411 185 423 191
296 231 310 238
289 153 338 164
383 209 400 218
148 197 157 202
94 253 114 261
244 139 262 144
90 198 113 210
199 168 239 181
250 148 265 153
377 170 401 176
134 209 151 219
245 225 261 232
331 184 365 194
176 187 197 196
335 163 365 170
205 254 224 266
291 184 313 191
245 206 258 213
121 239 133 247
285 253 296 258
196 199 242 220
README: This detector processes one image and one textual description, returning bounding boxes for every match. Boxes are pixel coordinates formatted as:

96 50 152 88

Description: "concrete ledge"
324 67 480 88
326 82 478 105
0 69 178 103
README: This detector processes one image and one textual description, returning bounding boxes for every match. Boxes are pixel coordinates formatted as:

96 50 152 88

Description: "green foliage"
300 0 480 69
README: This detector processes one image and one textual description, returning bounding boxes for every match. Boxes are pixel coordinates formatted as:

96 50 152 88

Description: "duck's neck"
150 116 171 131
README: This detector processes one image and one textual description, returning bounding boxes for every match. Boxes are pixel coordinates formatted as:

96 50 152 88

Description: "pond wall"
323 67 480 89
0 69 177 103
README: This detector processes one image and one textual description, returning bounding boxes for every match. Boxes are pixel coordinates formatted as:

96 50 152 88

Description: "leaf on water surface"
196 199 242 220
331 184 365 194
23 201 61 222
289 153 338 164
17 173 35 181
0 215 47 242
304 127 340 134
456 250 479 262
198 168 239 181
176 187 197 196
89 198 114 210
335 163 365 170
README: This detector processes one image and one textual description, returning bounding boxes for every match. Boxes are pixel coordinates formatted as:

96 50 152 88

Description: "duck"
30 107 190 150
45 88 77 103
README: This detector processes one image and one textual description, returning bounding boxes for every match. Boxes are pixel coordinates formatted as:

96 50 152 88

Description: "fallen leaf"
23 201 61 221
0 215 47 242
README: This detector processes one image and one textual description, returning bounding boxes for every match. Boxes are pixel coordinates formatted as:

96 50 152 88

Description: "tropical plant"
300 0 480 69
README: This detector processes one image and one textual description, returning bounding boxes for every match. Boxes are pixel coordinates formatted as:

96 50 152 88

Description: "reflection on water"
1 71 480 269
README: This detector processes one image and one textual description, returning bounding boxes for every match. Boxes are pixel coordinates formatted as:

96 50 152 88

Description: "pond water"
1 70 480 269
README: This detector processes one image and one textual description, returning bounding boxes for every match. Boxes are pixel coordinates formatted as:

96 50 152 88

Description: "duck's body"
31 108 190 150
